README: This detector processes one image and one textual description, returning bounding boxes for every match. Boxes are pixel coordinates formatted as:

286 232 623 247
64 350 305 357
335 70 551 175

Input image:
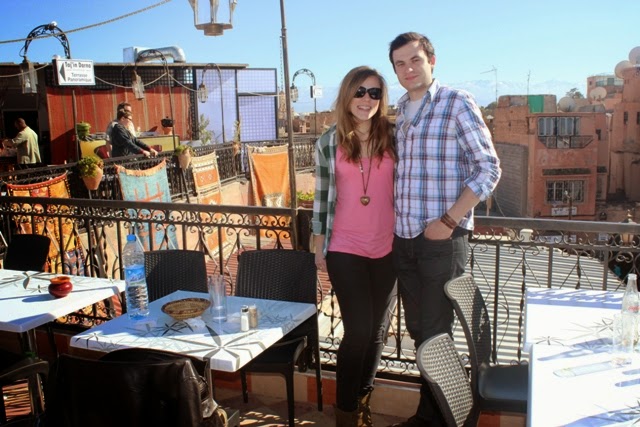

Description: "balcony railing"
1 192 639 383
0 137 317 201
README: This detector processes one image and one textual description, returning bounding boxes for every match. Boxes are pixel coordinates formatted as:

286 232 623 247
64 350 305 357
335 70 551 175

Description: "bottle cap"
241 305 249 312
126 234 136 242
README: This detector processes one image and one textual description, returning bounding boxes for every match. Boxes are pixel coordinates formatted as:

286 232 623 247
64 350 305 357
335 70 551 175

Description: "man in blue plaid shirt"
388 32 501 427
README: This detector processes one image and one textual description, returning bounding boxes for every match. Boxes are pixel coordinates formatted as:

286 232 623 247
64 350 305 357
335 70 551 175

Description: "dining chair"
48 348 233 427
444 274 528 414
417 333 478 427
144 249 208 302
235 249 322 427
1 233 59 359
2 234 51 272
0 352 49 426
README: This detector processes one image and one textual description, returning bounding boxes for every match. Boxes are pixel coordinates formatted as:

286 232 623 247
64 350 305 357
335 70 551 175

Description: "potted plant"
77 156 104 190
76 122 91 141
174 144 194 169
296 190 314 209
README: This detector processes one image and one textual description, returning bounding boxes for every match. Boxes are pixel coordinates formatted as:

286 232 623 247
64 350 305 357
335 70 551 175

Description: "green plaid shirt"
311 125 338 256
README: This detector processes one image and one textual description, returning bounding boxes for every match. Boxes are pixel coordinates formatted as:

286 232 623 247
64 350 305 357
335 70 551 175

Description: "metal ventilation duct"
129 46 187 63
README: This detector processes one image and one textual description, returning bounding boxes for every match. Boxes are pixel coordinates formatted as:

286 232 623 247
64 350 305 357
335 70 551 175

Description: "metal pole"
314 97 317 136
165 60 177 150
214 64 226 142
279 0 298 249
72 89 79 161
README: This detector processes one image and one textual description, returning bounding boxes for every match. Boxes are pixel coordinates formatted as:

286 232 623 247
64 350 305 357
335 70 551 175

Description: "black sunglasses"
354 86 382 100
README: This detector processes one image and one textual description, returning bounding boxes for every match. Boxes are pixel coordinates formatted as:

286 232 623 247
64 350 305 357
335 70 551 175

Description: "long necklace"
359 157 372 206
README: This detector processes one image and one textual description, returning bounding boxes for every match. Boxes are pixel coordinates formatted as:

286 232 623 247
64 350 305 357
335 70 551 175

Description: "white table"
529 344 640 426
0 269 124 347
524 288 623 352
70 290 317 372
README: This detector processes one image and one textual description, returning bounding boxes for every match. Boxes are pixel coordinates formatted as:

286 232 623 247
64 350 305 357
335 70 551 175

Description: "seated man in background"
110 110 157 158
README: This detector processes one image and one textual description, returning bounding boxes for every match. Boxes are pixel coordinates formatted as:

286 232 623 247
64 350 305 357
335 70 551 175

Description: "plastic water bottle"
123 234 149 320
622 273 639 314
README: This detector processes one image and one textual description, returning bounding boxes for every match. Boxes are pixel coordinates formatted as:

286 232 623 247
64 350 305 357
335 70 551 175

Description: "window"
557 117 578 136
538 117 555 136
624 112 628 124
546 180 585 203
596 129 601 140
637 112 640 125
538 117 580 136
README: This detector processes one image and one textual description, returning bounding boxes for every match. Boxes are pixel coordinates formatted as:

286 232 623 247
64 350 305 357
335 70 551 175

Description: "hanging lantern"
198 82 208 103
132 69 145 100
290 84 299 103
20 58 38 94
188 0 237 36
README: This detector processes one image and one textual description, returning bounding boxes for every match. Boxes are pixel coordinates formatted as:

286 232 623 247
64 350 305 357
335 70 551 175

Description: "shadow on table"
564 407 640 426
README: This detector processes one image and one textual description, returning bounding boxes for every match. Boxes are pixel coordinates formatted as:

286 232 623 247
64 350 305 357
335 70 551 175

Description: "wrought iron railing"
0 137 317 201
1 194 639 382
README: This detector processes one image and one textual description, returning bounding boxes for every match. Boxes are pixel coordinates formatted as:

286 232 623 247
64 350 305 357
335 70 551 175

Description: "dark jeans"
392 229 469 425
326 251 396 412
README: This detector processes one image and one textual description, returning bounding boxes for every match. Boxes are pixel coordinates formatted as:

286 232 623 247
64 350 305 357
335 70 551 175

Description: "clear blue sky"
1 0 639 111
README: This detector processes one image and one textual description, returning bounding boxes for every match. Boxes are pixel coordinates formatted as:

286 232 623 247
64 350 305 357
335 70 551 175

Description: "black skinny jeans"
326 251 396 412
392 229 469 425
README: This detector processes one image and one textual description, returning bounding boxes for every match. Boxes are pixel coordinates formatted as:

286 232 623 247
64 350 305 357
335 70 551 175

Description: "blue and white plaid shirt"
394 79 501 238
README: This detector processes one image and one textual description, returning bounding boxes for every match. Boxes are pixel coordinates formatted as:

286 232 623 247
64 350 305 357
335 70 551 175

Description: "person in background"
110 110 157 158
2 118 41 164
388 32 501 427
106 102 135 140
104 101 136 157
312 66 397 427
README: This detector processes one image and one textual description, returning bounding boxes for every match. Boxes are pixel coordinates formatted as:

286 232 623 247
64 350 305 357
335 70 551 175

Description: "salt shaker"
248 305 258 328
240 305 250 332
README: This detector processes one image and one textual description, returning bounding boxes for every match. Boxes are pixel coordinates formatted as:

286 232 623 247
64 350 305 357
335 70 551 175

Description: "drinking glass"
207 274 227 322
612 312 635 365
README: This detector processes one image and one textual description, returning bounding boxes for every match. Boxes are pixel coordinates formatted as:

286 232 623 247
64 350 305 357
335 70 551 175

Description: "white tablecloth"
524 288 623 352
0 269 124 333
529 344 640 426
70 290 317 372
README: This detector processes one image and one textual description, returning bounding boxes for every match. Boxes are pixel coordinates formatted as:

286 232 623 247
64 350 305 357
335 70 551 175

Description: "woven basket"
162 298 210 321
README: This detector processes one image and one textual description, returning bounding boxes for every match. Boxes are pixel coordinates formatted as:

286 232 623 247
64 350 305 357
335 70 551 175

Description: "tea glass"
207 274 227 322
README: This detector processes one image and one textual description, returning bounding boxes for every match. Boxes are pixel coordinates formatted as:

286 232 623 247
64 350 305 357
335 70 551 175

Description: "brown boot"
357 390 373 426
335 406 358 427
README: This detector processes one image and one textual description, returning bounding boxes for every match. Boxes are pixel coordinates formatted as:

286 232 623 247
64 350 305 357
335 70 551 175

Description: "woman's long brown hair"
333 66 395 163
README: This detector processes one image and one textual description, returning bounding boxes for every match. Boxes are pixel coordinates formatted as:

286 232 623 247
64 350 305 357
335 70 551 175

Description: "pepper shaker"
248 305 258 328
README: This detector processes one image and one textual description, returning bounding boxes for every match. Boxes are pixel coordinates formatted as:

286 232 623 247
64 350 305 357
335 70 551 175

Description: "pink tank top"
328 147 395 259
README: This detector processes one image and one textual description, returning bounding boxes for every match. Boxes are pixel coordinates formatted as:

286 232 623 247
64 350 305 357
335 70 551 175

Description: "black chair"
0 353 49 426
235 249 322 427
444 274 528 414
417 334 478 427
2 234 51 272
2 233 57 363
144 249 208 302
48 348 233 427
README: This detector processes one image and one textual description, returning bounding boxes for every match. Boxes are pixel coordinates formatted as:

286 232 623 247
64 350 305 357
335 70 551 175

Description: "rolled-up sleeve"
312 135 330 235
456 95 501 201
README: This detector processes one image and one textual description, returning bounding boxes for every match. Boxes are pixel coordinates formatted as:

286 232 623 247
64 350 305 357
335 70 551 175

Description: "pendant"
360 196 370 206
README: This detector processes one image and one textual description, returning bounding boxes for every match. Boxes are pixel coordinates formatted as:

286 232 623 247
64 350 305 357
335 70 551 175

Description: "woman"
312 66 396 427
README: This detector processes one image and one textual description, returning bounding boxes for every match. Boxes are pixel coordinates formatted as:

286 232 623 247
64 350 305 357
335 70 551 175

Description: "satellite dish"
558 97 576 112
629 46 640 64
615 60 633 78
589 87 607 101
